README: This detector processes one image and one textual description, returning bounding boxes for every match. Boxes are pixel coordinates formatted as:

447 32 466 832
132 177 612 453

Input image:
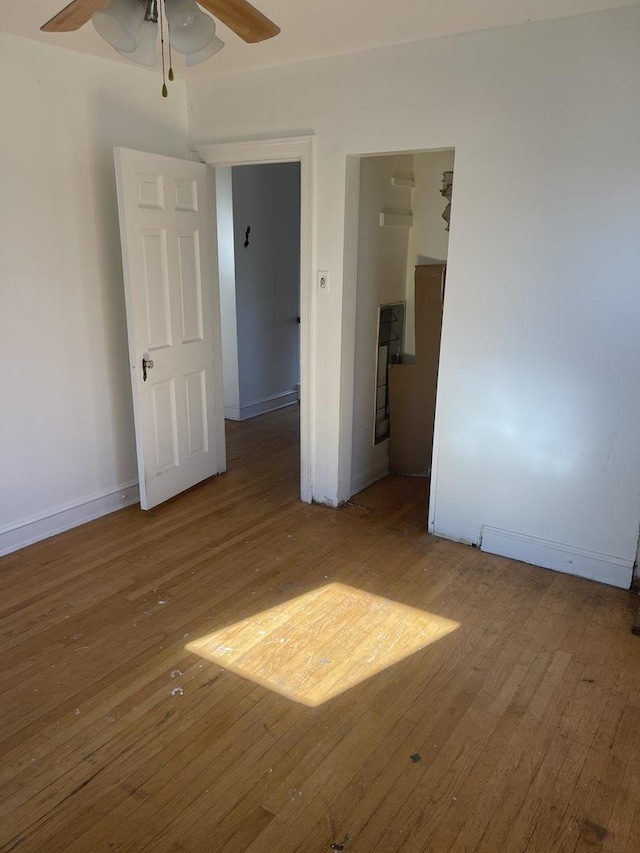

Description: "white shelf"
391 175 416 188
379 211 413 228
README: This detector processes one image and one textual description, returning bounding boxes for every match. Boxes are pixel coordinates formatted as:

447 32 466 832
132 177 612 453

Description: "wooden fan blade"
41 0 111 32
197 0 280 43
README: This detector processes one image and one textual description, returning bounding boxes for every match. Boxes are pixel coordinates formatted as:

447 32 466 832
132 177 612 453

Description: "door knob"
142 357 154 382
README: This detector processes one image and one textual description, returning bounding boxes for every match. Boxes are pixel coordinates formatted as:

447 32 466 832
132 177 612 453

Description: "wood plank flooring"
1 405 639 853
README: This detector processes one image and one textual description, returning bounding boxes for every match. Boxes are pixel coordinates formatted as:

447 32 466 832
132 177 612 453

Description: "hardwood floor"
1 405 639 853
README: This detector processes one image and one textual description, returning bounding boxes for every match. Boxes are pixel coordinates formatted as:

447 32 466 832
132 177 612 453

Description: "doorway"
193 136 314 504
347 148 455 519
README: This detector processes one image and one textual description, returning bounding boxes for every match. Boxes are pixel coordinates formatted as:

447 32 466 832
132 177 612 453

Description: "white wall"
404 150 455 355
0 35 190 554
231 163 301 420
350 154 412 494
188 6 640 587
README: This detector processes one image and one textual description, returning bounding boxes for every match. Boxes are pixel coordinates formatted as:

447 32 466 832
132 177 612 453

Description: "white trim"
191 136 314 167
224 403 242 420
0 481 140 558
191 135 315 504
206 166 228 477
225 390 299 421
481 525 633 589
350 455 390 497
427 402 442 535
340 155 361 502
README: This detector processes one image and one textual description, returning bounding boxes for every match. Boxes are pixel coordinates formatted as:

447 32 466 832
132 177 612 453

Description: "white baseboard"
224 402 242 421
0 480 140 558
350 456 390 497
226 389 300 422
481 525 633 589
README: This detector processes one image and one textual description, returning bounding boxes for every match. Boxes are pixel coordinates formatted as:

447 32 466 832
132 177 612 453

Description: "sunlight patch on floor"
186 582 460 706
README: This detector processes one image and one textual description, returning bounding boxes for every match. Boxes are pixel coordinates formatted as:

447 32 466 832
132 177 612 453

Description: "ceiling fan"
41 0 280 88
42 0 279 42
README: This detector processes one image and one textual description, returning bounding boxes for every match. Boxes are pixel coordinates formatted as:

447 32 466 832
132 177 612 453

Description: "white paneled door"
115 148 225 510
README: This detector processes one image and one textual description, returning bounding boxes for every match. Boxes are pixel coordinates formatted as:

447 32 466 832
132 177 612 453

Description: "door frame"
191 135 315 504
342 146 454 523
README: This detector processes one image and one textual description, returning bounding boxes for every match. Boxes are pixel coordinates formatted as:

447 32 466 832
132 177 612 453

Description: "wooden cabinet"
389 263 445 475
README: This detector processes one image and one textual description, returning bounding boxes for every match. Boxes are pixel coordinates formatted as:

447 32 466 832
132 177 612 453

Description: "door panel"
142 230 172 348
152 380 179 473
185 370 208 456
178 232 204 343
115 147 225 510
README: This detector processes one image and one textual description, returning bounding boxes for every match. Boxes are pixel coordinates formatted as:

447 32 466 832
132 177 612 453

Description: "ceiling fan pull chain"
159 0 168 97
168 33 174 81
166 2 175 82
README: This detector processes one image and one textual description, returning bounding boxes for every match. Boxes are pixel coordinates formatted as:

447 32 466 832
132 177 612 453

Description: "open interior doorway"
194 136 313 505
214 162 301 482
349 148 455 519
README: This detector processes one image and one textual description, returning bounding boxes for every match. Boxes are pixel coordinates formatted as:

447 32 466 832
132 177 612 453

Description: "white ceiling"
1 0 637 78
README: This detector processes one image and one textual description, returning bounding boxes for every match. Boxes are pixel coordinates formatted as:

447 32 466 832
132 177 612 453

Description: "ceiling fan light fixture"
92 0 146 53
164 0 197 30
165 0 216 54
185 33 224 66
41 0 280 93
117 18 158 65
